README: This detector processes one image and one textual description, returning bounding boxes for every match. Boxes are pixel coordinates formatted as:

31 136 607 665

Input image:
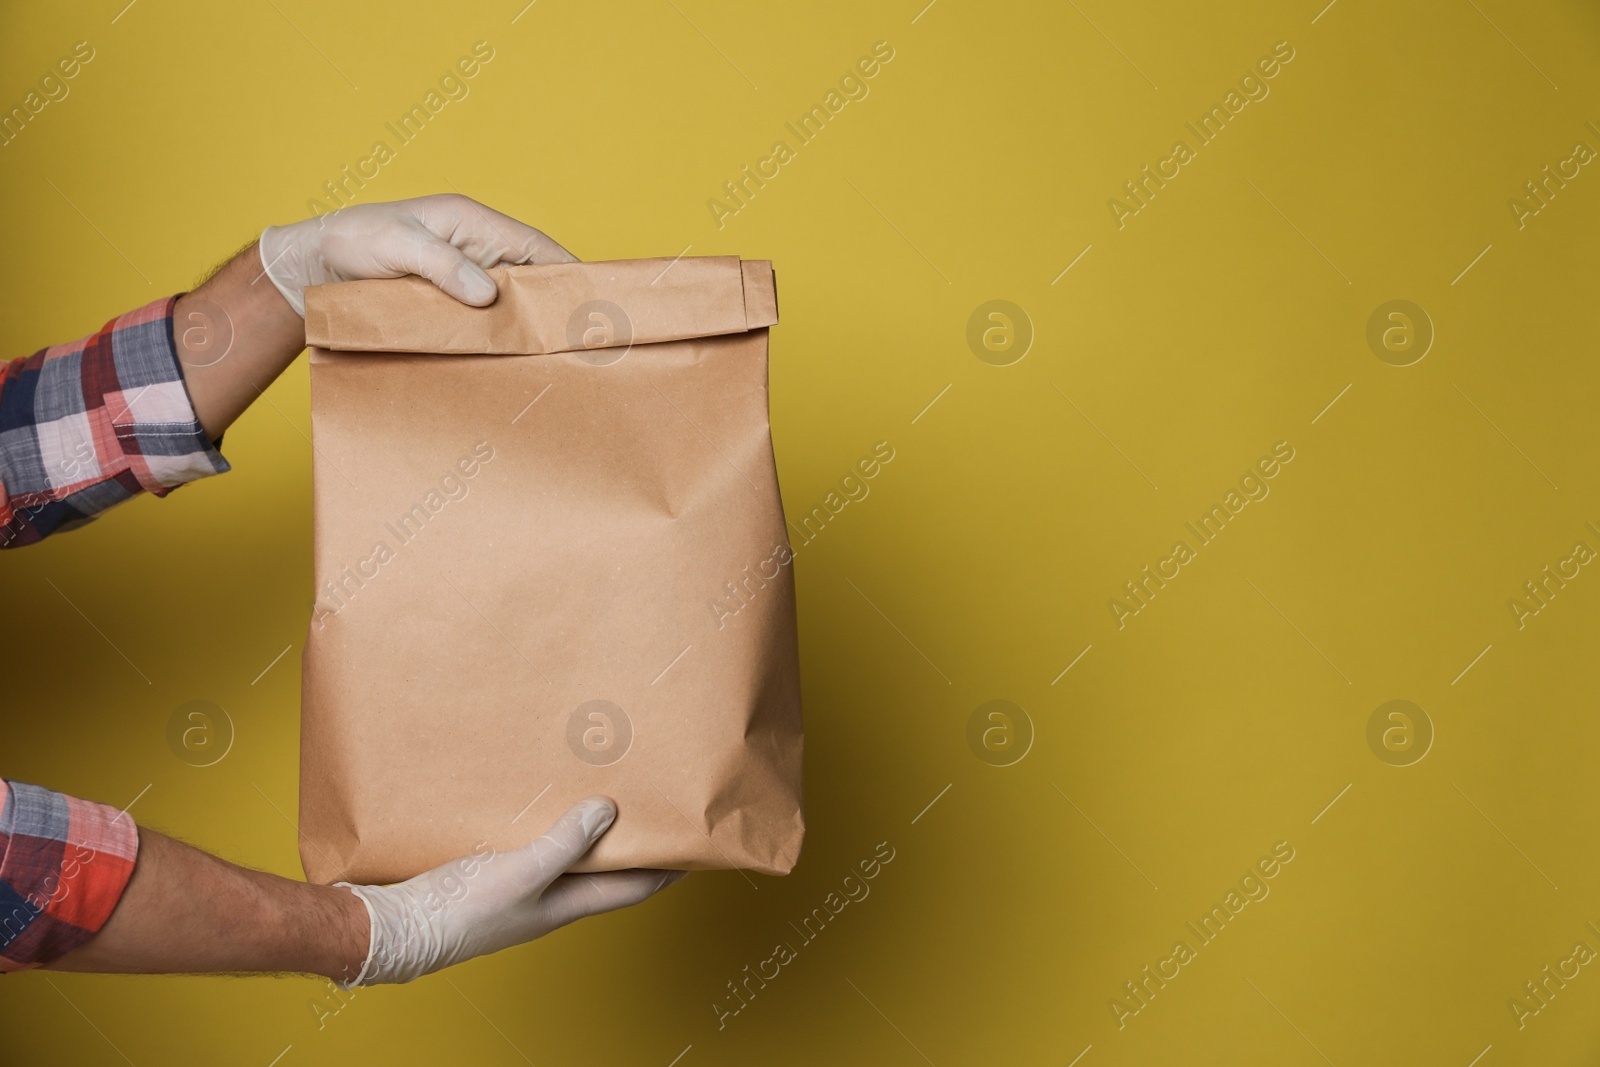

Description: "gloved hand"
258 193 578 316
335 796 685 986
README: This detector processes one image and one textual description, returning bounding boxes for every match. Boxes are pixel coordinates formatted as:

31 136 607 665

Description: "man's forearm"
174 243 305 441
47 827 369 980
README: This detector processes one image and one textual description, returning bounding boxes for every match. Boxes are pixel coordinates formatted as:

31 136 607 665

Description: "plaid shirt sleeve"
0 780 140 972
0 294 230 548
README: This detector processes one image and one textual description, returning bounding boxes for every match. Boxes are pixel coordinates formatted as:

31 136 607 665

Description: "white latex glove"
258 193 578 316
335 797 685 987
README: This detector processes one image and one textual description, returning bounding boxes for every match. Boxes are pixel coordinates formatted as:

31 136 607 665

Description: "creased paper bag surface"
299 256 802 884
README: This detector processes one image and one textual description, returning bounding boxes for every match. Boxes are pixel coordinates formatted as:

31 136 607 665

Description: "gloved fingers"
464 203 579 266
413 193 580 266
406 232 502 306
537 869 688 932
509 796 617 886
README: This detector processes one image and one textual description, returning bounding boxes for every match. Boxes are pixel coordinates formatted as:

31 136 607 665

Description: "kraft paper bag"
297 256 802 884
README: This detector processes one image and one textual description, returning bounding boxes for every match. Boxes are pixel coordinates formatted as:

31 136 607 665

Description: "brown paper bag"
297 256 802 884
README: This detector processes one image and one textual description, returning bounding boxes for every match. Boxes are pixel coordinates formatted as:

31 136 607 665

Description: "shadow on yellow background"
4 1 1600 1063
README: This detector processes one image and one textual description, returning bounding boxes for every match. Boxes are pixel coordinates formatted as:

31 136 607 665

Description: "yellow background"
4 0 1600 1063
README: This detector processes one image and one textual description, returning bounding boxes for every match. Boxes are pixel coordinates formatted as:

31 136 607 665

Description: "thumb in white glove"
335 796 685 987
258 193 578 316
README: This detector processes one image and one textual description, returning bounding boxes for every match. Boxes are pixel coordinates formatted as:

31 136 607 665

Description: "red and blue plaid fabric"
0 294 229 548
0 780 140 971
3 293 225 968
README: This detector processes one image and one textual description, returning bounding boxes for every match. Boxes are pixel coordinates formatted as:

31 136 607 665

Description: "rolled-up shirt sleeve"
0 294 230 548
0 780 140 972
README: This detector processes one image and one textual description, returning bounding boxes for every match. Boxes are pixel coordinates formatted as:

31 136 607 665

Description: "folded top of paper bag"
304 255 777 356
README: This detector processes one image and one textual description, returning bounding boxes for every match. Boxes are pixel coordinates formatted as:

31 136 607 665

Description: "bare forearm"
175 242 305 440
47 827 369 981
